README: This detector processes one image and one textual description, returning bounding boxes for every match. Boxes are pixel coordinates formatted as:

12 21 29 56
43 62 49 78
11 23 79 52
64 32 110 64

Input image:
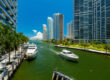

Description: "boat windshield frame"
63 52 72 54
67 52 72 54
28 48 36 49
28 46 36 47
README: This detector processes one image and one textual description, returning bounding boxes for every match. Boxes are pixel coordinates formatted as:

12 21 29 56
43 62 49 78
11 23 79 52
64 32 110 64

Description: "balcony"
4 0 15 15
11 14 14 17
9 0 15 8
0 0 6 7
0 12 6 19
0 5 17 27
5 6 9 10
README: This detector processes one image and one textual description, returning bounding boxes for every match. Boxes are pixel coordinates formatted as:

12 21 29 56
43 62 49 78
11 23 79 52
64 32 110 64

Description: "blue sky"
17 0 73 38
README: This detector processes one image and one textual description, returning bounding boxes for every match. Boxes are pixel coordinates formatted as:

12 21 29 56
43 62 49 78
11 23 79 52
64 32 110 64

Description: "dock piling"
52 71 73 80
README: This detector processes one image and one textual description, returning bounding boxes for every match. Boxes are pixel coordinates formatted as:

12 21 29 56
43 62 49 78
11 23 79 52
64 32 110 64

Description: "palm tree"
13 31 19 58
104 44 109 54
5 26 14 63
0 24 6 56
0 22 29 63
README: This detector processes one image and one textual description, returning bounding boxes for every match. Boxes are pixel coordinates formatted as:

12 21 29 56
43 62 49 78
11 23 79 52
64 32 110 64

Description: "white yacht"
59 49 79 61
26 44 38 60
24 42 29 49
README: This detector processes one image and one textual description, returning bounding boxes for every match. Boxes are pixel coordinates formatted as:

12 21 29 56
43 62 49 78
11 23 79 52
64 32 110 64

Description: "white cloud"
32 30 37 33
30 32 43 40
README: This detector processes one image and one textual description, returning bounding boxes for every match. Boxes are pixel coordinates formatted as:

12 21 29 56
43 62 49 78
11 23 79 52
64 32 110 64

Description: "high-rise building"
0 0 17 28
43 24 47 41
53 13 64 41
73 0 110 42
67 21 74 39
47 17 53 40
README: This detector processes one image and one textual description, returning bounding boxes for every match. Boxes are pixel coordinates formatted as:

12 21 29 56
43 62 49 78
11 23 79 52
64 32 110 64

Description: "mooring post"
61 77 64 80
56 74 59 80
52 72 55 80
52 72 58 80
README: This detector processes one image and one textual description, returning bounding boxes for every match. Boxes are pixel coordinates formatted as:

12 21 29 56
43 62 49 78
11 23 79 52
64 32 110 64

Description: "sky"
17 0 73 40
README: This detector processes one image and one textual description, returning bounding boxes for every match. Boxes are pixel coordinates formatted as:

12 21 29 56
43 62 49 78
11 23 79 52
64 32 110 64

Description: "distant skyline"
17 0 73 39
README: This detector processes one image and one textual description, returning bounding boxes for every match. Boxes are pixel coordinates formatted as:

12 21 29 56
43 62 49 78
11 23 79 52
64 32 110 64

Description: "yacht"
26 44 38 60
24 42 29 49
59 49 79 61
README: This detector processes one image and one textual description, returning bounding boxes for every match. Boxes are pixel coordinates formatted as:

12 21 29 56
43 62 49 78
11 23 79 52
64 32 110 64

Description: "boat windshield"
63 52 72 54
28 48 35 49
67 52 72 54
29 46 36 47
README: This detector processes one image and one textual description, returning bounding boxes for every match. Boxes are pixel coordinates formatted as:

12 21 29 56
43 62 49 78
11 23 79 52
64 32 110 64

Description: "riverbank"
12 42 110 80
54 45 110 55
0 47 26 80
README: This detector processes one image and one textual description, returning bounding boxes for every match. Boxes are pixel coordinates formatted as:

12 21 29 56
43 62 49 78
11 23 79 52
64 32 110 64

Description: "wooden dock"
52 71 73 80
0 47 26 80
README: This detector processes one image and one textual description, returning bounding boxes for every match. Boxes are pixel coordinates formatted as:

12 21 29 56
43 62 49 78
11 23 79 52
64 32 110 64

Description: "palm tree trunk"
15 49 16 58
9 51 10 63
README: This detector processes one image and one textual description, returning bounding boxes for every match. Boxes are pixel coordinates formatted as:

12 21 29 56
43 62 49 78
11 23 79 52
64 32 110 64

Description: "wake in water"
49 48 60 55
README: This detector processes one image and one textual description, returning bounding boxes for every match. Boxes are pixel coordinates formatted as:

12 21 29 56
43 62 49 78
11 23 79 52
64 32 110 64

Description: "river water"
12 42 110 80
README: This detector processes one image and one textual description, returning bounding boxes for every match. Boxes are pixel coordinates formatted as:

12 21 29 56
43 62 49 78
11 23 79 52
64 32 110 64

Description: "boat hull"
26 50 38 60
59 53 78 62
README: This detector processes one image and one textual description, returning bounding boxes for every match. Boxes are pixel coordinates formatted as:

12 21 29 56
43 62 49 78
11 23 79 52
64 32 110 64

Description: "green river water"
12 42 110 80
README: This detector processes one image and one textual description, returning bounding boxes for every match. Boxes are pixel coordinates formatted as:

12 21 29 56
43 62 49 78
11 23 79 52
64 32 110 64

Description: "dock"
52 71 73 80
0 46 26 80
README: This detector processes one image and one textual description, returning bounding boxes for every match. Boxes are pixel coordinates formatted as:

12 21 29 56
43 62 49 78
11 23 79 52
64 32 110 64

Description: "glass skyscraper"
47 17 54 40
73 0 110 42
53 13 64 41
67 21 74 39
0 0 17 28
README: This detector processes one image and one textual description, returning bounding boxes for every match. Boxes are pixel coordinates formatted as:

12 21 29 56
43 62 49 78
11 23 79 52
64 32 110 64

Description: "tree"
0 23 29 63
79 41 90 49
104 43 110 54
13 31 19 58
3 25 15 63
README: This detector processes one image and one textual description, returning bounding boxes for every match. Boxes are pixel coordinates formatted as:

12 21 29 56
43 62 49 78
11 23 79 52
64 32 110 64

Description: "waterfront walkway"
55 45 110 55
0 49 21 68
0 47 26 80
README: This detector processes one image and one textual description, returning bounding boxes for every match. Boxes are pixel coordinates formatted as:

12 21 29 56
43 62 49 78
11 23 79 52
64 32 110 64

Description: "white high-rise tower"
43 24 47 41
47 17 53 40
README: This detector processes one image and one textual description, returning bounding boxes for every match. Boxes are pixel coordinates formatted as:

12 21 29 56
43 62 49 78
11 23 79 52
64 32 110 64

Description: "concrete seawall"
54 45 110 56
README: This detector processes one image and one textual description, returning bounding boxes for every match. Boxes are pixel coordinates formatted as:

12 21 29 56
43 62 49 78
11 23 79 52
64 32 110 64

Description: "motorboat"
59 49 79 61
26 44 38 60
